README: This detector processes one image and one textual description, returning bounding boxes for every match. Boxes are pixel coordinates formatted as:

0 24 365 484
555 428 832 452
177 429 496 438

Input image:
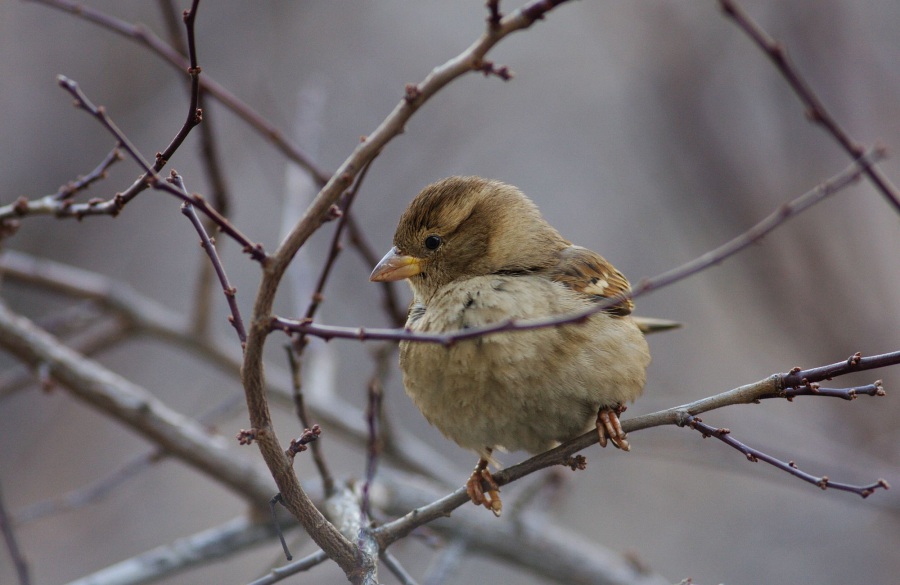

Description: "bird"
370 176 660 516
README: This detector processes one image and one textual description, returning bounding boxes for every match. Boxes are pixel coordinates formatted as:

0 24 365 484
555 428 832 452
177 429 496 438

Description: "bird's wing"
549 246 634 316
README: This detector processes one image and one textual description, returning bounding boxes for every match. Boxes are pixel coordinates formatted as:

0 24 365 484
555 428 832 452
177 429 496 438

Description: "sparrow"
370 176 659 516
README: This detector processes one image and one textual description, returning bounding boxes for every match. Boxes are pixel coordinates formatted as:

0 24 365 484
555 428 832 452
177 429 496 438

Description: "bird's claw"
596 404 630 451
466 459 502 517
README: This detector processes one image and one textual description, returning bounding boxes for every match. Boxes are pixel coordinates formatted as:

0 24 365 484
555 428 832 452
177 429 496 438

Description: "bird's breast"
399 275 650 456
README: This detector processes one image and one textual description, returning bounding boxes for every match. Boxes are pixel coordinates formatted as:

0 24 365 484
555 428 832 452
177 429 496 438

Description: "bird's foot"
466 458 502 517
596 404 630 451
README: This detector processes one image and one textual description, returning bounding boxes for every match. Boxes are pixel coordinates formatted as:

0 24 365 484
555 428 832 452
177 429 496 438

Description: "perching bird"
370 176 662 516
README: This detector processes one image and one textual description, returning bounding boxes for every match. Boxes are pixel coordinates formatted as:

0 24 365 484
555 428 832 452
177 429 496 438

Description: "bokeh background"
1 1 899 583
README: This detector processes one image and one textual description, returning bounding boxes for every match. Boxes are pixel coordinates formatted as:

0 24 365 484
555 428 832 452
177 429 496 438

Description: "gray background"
1 1 899 583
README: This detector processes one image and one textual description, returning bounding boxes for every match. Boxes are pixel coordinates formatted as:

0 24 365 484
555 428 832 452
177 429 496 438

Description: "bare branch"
26 0 330 185
53 145 123 201
380 550 420 585
0 250 460 486
345 216 407 327
52 76 268 263
157 0 234 338
271 148 883 346
175 173 247 344
15 449 158 525
373 352 892 547
0 301 274 504
720 0 900 213
379 474 670 585
0 482 30 585
686 415 889 497
63 515 288 585
422 539 467 585
284 346 335 496
294 158 378 348
239 2 577 580
246 549 330 585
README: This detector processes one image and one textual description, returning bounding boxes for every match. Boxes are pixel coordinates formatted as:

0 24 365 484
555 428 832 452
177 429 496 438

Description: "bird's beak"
369 246 423 282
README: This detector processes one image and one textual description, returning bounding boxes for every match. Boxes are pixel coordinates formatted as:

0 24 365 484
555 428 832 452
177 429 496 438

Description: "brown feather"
549 246 635 316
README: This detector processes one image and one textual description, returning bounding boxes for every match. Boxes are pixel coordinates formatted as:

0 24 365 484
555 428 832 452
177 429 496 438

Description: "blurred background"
1 1 898 583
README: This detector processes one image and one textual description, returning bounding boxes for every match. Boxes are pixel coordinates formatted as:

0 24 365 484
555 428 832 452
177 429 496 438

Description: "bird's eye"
424 235 442 250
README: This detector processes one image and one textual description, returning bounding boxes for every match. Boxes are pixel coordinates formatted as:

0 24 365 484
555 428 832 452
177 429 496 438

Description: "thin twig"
0 482 31 585
373 352 892 547
27 0 331 185
63 515 294 585
361 348 389 523
54 145 123 201
0 250 459 486
720 0 900 213
686 415 889 497
246 549 330 585
284 346 335 496
781 351 899 387
345 215 408 327
0 301 275 504
239 2 576 580
174 173 248 344
381 476 670 585
53 75 268 263
272 148 883 345
157 0 233 338
16 449 158 524
295 157 378 348
422 539 468 585
486 0 502 31
15 383 245 525
380 550 420 585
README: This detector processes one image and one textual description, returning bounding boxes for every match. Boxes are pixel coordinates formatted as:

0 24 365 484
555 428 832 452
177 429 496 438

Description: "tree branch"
239 2 576 580
720 0 900 212
271 148 884 346
0 482 30 585
374 351 892 547
175 172 248 344
26 0 330 185
0 301 274 504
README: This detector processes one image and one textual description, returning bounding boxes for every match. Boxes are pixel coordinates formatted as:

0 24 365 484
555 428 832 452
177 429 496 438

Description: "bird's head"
370 176 568 301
